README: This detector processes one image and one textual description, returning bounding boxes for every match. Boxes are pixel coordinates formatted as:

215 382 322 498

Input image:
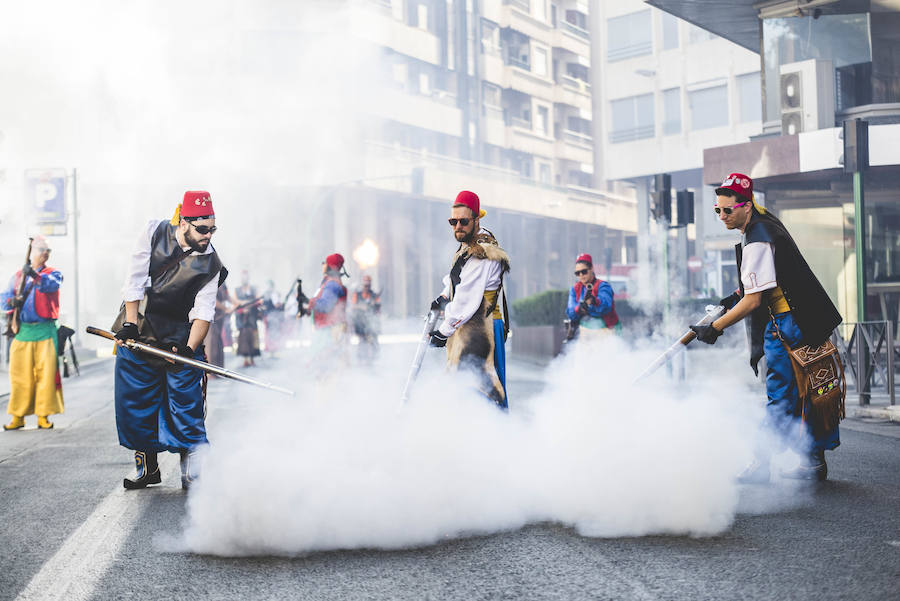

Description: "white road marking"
14 454 179 601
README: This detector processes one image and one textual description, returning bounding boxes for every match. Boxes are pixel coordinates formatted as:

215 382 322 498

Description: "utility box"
779 59 835 136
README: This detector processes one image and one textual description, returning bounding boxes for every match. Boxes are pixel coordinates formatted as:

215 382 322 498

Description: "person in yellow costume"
2 236 64 430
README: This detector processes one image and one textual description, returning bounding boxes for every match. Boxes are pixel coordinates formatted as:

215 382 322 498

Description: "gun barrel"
86 326 295 396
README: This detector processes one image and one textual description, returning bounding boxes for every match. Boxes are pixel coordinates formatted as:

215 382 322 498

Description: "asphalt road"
1 346 898 601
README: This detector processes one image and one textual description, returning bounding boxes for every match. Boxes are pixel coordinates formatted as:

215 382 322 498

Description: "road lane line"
14 454 179 601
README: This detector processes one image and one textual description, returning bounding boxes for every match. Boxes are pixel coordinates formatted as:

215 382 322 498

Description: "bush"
510 289 568 327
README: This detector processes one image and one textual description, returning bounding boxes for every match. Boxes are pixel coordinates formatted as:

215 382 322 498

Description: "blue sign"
25 169 67 224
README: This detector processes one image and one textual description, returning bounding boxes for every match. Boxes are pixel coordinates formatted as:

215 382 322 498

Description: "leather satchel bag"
775 328 846 439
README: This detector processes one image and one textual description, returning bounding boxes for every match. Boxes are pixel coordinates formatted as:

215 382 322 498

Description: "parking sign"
25 169 67 223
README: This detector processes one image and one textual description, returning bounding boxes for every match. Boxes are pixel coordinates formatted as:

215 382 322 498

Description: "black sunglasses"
574 268 590 276
448 218 471 227
187 221 218 235
714 201 749 215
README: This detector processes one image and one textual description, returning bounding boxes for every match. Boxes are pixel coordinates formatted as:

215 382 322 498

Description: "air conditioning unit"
779 59 834 136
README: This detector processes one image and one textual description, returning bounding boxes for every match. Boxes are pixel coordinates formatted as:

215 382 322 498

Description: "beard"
185 234 209 253
455 229 475 244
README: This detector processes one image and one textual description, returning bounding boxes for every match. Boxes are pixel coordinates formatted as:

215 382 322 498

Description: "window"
663 88 681 134
533 46 548 76
537 106 550 135
688 85 728 130
417 3 428 30
483 82 501 108
736 72 762 123
419 71 431 95
607 11 652 62
661 12 679 50
532 0 547 21
481 19 500 55
688 24 715 44
539 163 552 184
609 93 654 143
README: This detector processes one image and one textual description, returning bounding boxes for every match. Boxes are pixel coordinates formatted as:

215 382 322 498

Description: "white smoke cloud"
166 335 774 557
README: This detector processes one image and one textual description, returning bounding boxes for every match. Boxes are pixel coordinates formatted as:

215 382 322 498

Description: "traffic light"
676 190 694 225
651 173 671 224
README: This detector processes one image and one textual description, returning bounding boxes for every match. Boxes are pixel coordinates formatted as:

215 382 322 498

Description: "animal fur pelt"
446 297 505 406
453 230 510 270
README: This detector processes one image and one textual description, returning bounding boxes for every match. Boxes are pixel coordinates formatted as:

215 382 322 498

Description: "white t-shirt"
121 219 218 323
740 241 778 294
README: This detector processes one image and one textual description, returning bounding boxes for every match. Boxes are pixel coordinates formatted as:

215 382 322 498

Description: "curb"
848 405 900 423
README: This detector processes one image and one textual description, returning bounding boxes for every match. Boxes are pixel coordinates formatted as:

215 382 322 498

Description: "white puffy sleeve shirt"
740 241 778 294
437 256 504 337
121 219 218 322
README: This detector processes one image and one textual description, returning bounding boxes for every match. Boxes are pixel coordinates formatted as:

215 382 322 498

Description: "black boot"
781 451 827 482
180 450 199 490
123 451 161 490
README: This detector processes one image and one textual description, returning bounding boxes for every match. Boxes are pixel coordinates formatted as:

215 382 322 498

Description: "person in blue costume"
690 173 842 482
429 191 510 409
565 253 620 341
113 191 227 490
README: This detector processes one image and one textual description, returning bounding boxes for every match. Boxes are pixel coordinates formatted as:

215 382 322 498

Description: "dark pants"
114 346 208 453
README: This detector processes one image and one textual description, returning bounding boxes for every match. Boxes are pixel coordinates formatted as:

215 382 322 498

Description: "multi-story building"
591 0 763 301
0 1 638 346
323 0 638 314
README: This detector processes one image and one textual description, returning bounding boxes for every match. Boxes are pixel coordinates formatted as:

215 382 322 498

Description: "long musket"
4 238 34 337
233 296 263 313
86 326 295 396
400 309 441 402
632 304 726 383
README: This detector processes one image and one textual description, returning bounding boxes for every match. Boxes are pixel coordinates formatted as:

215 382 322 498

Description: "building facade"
591 0 763 301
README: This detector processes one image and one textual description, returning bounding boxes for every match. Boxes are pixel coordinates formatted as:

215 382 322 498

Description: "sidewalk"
846 394 900 423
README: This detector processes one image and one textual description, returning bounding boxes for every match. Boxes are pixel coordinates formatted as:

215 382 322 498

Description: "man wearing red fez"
564 252 620 341
691 172 842 482
429 190 511 408
111 190 227 490
307 253 350 372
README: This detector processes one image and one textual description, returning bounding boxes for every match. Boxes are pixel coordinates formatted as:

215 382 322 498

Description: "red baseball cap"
715 173 753 203
576 253 593 265
181 191 215 218
454 190 486 218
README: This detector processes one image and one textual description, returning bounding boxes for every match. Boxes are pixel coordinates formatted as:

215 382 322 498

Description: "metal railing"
832 321 895 406
506 55 531 71
504 0 530 11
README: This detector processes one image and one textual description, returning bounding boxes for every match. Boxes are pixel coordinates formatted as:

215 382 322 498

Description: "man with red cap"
565 252 619 340
112 191 227 490
1 235 64 430
307 253 349 372
429 191 510 408
690 173 842 483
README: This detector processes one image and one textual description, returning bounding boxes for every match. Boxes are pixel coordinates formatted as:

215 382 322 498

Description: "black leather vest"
736 210 842 373
144 221 224 345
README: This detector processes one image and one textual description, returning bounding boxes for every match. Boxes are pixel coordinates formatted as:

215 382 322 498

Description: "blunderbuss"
86 326 295 396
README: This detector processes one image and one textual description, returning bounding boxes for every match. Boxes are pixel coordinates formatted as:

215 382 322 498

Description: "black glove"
172 343 195 358
429 330 448 347
115 322 139 342
9 295 25 309
23 264 39 279
430 296 449 311
690 324 723 345
718 292 740 310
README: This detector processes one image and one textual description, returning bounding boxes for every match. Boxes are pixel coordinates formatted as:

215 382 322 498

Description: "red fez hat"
454 190 486 218
576 253 593 266
715 173 753 203
325 253 345 270
181 191 215 218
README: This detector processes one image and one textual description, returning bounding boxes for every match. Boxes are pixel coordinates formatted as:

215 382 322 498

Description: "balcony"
562 20 589 41
555 130 594 164
507 55 531 71
503 0 530 10
561 74 591 94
